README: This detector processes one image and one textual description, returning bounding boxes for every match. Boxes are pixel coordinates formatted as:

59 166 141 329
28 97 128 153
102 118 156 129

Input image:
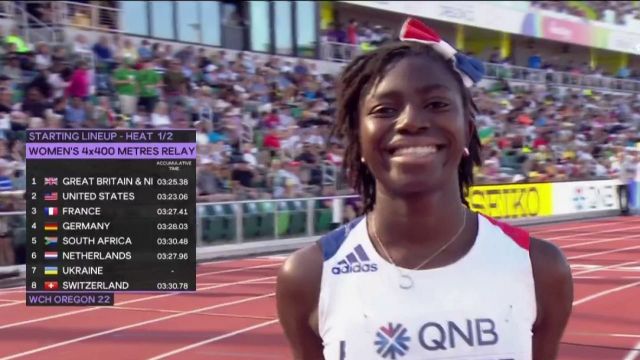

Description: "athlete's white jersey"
317 213 537 360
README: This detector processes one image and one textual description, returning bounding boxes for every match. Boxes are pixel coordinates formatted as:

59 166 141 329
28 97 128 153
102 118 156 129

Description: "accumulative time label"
25 129 196 306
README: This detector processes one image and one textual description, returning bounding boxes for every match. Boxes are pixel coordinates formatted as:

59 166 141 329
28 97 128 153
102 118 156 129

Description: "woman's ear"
465 118 474 149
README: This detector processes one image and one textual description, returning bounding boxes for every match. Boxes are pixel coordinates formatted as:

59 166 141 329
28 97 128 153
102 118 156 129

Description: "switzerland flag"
44 281 59 291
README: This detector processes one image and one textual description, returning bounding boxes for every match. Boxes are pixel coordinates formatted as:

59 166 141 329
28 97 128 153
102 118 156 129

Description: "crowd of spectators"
472 84 639 184
0 30 637 209
0 11 637 268
531 1 640 25
326 17 640 80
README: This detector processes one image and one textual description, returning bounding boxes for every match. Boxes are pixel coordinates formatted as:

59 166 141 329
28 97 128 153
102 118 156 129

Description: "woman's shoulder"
276 243 324 319
529 236 573 341
277 217 365 298
529 236 572 288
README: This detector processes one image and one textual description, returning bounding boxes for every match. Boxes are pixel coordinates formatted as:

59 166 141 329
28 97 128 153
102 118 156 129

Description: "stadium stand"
531 1 640 25
0 0 638 267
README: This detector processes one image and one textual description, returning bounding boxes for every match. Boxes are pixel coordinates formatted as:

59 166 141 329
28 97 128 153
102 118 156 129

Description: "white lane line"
622 341 640 360
543 223 640 241
0 292 275 360
573 280 640 306
572 260 640 276
0 275 274 330
148 319 280 360
561 234 640 249
0 301 23 308
568 244 640 261
529 218 640 234
196 263 280 278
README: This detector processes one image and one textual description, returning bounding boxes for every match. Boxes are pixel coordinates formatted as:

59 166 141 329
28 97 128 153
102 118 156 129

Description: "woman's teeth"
393 146 437 156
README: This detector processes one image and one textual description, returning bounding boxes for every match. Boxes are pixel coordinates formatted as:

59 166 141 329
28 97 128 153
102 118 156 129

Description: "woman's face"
358 55 468 196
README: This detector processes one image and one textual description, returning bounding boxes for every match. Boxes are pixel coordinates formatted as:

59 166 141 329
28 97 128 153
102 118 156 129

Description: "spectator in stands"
112 58 138 115
488 47 501 63
196 158 222 196
19 86 50 119
3 54 22 84
5 27 29 53
528 53 542 69
50 46 67 69
346 19 358 45
136 58 161 113
47 65 71 99
231 158 255 189
117 38 138 64
138 39 153 61
150 101 171 128
73 34 91 54
65 96 87 127
93 35 115 70
66 60 91 100
34 42 51 71
94 96 116 128
163 59 188 106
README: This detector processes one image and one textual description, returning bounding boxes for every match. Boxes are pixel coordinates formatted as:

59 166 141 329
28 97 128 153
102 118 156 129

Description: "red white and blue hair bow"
399 17 484 88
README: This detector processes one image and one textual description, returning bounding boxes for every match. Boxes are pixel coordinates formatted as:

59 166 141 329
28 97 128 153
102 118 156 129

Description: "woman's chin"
383 175 443 197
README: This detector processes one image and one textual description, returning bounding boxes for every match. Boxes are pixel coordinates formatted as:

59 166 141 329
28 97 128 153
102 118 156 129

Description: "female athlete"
276 18 573 360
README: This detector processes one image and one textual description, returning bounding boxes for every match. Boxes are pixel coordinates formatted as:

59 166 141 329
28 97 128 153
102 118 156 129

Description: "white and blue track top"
317 212 537 360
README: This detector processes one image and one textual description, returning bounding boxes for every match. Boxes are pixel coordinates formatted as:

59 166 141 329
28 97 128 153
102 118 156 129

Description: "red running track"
0 216 639 359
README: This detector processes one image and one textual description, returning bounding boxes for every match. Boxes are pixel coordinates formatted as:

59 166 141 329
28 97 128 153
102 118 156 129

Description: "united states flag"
44 192 58 201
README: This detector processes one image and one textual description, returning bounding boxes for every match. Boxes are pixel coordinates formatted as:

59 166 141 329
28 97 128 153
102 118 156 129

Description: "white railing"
483 63 640 93
24 1 122 33
12 2 64 46
320 40 364 63
0 1 14 18
320 42 640 93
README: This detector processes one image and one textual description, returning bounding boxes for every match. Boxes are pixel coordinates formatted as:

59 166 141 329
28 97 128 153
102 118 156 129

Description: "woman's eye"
427 101 449 110
370 106 396 116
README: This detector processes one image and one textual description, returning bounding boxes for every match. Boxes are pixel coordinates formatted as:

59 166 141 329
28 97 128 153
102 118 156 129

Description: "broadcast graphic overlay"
25 129 196 306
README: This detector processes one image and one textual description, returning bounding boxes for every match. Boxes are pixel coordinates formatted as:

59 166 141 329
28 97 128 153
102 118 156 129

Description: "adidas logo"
331 244 379 275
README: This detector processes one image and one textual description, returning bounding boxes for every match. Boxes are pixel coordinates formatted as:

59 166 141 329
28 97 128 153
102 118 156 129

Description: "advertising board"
467 183 553 219
552 180 621 215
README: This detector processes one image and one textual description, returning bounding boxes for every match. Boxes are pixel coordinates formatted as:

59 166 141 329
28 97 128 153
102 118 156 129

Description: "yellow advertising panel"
466 183 553 219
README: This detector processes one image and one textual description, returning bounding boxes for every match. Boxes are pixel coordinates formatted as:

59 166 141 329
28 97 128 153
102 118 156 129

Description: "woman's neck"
371 183 466 246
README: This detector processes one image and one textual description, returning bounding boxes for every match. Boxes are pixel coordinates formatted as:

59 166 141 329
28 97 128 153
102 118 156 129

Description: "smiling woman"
276 18 573 360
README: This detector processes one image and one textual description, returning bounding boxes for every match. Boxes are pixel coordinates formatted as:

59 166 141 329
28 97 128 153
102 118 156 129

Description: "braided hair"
330 42 482 213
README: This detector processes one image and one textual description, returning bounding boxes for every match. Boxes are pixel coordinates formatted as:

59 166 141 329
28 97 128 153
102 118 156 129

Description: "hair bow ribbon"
399 17 484 88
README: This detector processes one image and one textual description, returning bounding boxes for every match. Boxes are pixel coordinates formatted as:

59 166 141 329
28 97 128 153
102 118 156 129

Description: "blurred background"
0 0 638 271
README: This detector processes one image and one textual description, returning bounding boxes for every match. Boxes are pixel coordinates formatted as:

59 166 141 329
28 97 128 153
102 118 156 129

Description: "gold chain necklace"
368 207 467 289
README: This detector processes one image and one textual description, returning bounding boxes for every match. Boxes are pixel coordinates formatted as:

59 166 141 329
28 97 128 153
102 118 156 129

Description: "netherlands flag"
44 207 58 216
44 251 58 260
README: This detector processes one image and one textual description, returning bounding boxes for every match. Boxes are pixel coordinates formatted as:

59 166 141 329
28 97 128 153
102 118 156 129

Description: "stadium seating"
1 12 638 201
531 1 640 25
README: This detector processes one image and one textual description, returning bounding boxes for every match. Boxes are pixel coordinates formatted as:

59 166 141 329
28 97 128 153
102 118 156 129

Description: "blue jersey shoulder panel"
317 216 364 261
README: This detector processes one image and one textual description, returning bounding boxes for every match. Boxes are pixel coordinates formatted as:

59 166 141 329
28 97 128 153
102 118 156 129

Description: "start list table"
25 129 196 306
